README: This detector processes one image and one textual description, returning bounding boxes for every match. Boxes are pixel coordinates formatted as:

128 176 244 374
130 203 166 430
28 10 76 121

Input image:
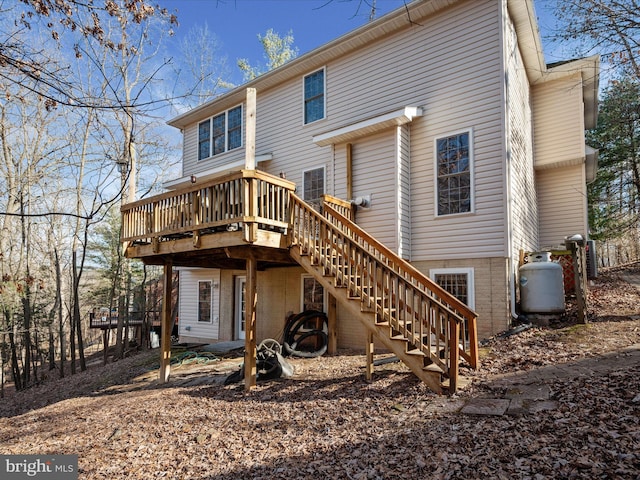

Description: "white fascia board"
163 153 273 190
312 107 423 147
585 145 598 184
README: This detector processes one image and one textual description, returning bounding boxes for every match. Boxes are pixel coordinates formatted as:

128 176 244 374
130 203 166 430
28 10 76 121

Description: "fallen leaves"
0 267 639 478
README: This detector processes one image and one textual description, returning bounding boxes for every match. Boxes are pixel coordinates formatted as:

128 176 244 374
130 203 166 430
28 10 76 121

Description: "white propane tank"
519 252 565 314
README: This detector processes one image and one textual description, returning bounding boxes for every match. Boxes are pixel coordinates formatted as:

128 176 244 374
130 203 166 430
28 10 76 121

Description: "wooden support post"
327 294 338 355
346 143 353 200
244 88 256 170
365 331 374 382
159 260 173 383
569 241 588 324
448 317 460 393
244 255 257 391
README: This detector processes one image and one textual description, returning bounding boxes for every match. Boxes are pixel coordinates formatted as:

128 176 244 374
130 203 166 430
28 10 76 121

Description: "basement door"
234 276 246 340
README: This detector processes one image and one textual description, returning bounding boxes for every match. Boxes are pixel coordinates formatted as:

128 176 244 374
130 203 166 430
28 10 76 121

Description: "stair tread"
389 334 408 341
423 363 445 373
405 349 426 357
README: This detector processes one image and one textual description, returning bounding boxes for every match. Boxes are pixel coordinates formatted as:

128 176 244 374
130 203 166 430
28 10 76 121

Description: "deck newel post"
159 260 173 383
244 255 258 391
468 314 479 370
243 88 258 243
365 331 374 381
327 294 338 355
245 88 256 170
346 143 353 200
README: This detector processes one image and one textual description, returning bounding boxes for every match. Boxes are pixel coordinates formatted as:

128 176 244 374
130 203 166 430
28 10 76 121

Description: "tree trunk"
72 250 86 371
48 325 55 371
70 308 76 375
7 327 22 391
21 294 31 387
54 249 65 379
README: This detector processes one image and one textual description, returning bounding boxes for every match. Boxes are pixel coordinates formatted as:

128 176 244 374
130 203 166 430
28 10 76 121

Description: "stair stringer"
290 245 444 394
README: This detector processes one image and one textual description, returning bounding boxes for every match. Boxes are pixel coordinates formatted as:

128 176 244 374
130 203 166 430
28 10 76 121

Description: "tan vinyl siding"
408 1 507 261
506 11 538 254
177 268 220 340
182 124 197 175
351 131 398 251
532 75 586 169
177 2 507 263
332 144 348 200
536 164 588 248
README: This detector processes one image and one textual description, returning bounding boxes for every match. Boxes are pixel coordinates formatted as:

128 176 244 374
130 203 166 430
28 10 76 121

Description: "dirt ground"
0 266 639 479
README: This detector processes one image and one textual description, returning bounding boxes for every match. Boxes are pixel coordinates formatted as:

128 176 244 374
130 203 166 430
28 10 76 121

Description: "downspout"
502 0 519 322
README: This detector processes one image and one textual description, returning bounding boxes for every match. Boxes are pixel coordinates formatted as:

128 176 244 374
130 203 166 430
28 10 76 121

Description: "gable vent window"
435 130 473 216
198 105 243 161
304 68 325 124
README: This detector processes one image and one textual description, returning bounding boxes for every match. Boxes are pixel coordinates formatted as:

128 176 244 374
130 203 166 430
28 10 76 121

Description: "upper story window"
304 68 325 124
198 105 243 160
435 130 473 216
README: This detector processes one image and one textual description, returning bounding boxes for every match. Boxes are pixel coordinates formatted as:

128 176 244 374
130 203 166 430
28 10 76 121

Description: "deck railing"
121 170 295 249
120 169 478 389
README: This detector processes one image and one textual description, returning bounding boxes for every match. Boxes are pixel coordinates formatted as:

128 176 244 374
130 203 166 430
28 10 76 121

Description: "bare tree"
550 0 640 79
0 0 177 109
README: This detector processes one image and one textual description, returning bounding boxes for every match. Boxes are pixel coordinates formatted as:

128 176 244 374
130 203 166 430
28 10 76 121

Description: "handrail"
120 169 296 246
290 193 479 388
321 194 356 221
322 202 478 369
323 204 476 320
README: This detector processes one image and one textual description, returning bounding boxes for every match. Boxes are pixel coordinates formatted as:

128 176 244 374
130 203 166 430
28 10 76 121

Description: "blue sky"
159 0 564 87
159 0 451 85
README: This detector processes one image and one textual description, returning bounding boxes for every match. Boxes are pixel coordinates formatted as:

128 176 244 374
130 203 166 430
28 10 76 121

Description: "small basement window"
430 267 475 309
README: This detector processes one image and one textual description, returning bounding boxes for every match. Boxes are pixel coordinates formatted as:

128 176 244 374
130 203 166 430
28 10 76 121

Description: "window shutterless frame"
301 166 326 209
429 267 475 310
301 274 326 312
434 128 474 217
197 280 213 323
302 67 326 125
198 104 243 161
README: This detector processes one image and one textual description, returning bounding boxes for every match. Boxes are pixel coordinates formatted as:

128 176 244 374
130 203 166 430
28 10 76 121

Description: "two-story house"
121 0 598 392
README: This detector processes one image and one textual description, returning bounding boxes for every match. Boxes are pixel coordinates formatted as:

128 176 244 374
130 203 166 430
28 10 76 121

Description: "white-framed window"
429 268 475 310
303 68 325 124
435 129 473 216
301 275 325 312
198 104 243 160
198 280 213 323
302 166 325 208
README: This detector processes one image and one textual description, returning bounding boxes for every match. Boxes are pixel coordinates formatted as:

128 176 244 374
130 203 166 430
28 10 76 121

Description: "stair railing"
290 194 479 388
321 202 479 369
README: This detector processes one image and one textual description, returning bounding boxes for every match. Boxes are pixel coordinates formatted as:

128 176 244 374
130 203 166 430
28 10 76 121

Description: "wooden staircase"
289 194 479 394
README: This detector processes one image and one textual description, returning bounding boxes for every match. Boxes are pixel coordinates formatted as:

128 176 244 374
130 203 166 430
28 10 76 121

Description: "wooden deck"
121 169 298 268
120 168 479 393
